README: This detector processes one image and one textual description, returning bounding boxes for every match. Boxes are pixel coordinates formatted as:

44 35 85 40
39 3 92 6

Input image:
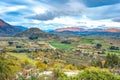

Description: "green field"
79 38 94 44
79 37 104 44
49 42 74 50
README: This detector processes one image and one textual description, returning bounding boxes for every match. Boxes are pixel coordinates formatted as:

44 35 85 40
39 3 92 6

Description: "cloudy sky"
0 0 120 30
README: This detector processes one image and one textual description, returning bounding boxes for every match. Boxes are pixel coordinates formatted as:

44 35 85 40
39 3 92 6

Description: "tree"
104 54 120 68
8 41 14 46
96 43 102 49
61 40 71 44
29 36 38 40
109 46 119 50
16 45 22 48
91 59 103 68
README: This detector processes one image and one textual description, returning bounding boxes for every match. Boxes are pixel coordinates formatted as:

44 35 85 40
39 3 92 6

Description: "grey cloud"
24 0 120 21
112 18 120 22
27 12 56 21
27 9 84 21
86 3 120 20
26 0 85 21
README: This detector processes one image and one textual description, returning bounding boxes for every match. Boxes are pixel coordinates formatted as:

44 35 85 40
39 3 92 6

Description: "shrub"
29 36 38 40
35 61 47 71
53 66 68 80
105 54 120 68
64 64 75 70
76 64 88 70
52 68 120 80
0 56 20 80
109 46 119 50
61 40 71 44
16 73 41 80
95 43 102 49
91 59 103 68
8 41 14 46
75 69 120 80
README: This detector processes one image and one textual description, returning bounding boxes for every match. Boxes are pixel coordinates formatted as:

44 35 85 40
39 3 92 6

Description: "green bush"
53 68 120 80
16 73 41 80
75 69 120 80
53 64 67 80
105 54 120 68
0 55 20 80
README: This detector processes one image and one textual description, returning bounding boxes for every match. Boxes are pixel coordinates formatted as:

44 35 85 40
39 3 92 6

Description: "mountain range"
0 19 120 38
55 27 85 32
0 19 27 36
54 27 120 33
49 27 120 38
0 19 60 39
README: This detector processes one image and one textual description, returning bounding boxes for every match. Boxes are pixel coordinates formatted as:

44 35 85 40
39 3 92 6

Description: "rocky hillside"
16 27 60 39
0 19 25 36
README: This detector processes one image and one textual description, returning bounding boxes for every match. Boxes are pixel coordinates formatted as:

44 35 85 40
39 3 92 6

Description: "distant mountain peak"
28 27 44 32
55 27 85 32
55 26 120 33
15 27 60 39
0 19 11 27
0 19 26 36
105 28 120 32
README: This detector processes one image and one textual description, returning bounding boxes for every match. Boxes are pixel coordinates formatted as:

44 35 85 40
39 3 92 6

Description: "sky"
0 0 120 30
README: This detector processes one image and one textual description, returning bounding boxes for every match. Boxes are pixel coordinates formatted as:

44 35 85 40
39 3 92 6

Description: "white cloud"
1 0 120 30
0 3 27 14
33 7 47 14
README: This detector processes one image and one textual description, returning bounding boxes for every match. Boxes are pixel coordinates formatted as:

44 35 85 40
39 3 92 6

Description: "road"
39 71 79 76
